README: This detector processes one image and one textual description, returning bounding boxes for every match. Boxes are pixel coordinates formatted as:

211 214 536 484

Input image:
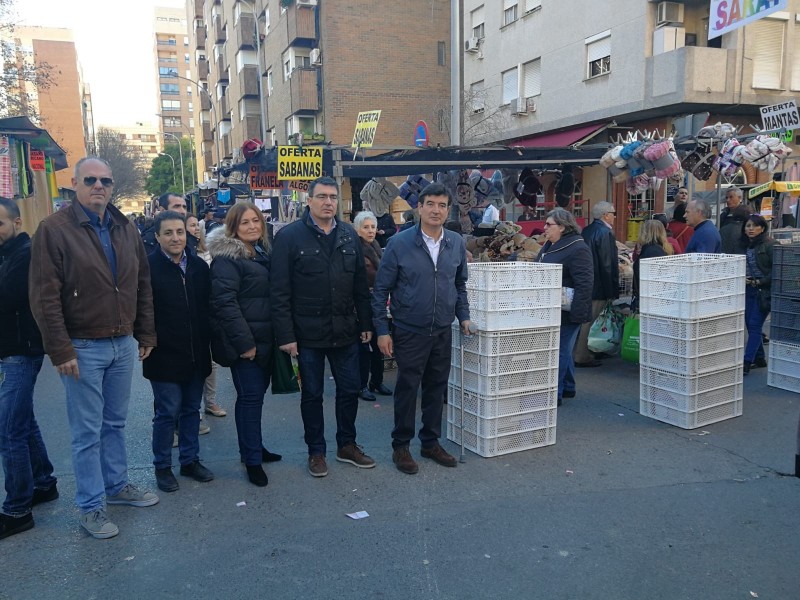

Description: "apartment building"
5 27 87 189
154 7 196 147
461 0 800 236
186 0 451 190
101 121 161 214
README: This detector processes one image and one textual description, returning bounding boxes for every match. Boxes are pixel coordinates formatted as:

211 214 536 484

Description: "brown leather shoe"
336 443 376 468
392 446 419 474
421 444 457 468
308 454 328 478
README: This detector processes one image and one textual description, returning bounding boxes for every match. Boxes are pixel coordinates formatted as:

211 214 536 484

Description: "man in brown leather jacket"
29 157 158 539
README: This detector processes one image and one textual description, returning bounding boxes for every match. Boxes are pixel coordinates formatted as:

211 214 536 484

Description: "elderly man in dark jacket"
271 177 375 478
144 211 214 494
0 197 58 541
574 201 619 367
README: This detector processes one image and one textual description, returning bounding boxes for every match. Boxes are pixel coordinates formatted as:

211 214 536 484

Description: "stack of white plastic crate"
638 254 746 429
446 262 562 457
768 243 800 393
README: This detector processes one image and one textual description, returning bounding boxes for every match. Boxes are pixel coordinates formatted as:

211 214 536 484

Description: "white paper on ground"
347 511 369 519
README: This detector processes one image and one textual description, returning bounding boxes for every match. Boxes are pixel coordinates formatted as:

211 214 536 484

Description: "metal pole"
240 0 268 142
170 72 222 181
164 132 186 198
158 152 177 186
451 0 461 145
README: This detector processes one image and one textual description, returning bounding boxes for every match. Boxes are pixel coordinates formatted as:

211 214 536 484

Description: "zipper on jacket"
179 267 196 363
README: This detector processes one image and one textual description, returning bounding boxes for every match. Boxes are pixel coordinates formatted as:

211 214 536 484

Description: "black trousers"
359 334 384 388
391 326 452 449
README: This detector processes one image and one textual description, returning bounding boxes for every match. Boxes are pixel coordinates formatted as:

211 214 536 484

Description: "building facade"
154 7 196 147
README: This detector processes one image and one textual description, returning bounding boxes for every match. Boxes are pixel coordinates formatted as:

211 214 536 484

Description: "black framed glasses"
83 176 114 187
544 221 556 227
313 194 338 201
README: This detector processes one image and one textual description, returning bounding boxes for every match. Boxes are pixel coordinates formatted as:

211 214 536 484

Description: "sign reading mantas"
249 165 280 190
709 0 788 40
759 100 800 131
277 146 323 181
351 110 382 148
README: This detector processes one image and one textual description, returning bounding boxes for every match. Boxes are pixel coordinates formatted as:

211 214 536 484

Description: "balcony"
193 0 203 17
242 114 262 140
203 150 213 168
216 54 229 81
287 5 317 47
200 92 211 111
219 94 230 120
202 122 212 141
221 133 231 158
198 58 209 79
645 45 735 108
195 25 206 48
239 65 259 97
289 67 319 113
214 16 225 43
236 14 256 50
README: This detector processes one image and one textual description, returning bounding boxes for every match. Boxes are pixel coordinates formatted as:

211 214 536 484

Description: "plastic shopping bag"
620 315 640 363
272 343 300 394
587 304 624 355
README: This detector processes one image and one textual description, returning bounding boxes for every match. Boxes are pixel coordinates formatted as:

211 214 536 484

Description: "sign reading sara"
351 110 382 148
277 145 323 181
709 0 788 40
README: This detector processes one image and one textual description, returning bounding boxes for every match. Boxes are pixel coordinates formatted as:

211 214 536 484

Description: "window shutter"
587 36 611 63
503 0 517 9
752 19 784 89
523 59 541 97
471 5 484 27
502 68 518 104
792 26 800 90
526 0 542 11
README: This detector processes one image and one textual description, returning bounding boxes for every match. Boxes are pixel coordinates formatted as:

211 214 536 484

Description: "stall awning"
748 180 800 198
0 115 69 170
512 123 609 148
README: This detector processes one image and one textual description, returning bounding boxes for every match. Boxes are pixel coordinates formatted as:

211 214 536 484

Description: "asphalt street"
2 354 799 600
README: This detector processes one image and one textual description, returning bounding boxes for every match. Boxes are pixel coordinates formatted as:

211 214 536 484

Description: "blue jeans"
745 286 767 364
0 355 56 517
230 358 271 466
559 322 582 399
150 372 203 469
60 336 136 513
297 343 361 455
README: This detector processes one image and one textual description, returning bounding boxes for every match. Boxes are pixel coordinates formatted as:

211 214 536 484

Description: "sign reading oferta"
351 110 382 148
277 145 323 181
709 0 788 40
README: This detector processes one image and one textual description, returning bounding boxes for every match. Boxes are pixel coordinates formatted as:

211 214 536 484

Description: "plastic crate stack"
638 254 746 429
768 243 800 393
446 262 562 457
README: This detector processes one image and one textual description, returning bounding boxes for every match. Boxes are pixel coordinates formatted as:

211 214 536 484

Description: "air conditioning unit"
296 0 317 6
657 1 684 26
310 48 321 65
510 98 528 116
526 98 537 113
465 37 480 53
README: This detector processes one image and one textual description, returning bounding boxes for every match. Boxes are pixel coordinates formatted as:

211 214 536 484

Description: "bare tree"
96 127 147 203
0 0 57 120
426 84 513 147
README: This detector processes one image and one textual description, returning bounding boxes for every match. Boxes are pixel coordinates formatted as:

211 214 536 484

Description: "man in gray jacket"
373 183 471 475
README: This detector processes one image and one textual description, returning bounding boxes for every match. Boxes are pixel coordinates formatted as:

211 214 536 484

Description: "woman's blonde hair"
638 219 673 255
224 202 269 251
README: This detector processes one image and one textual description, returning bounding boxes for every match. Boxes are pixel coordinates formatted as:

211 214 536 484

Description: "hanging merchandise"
399 174 431 208
512 167 542 207
360 177 399 217
488 170 506 204
555 164 576 207
0 136 11 198
470 170 493 203
739 135 792 173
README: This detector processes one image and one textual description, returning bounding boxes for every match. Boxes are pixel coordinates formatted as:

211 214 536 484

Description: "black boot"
795 455 800 478
262 448 282 463
246 465 268 487
0 513 34 541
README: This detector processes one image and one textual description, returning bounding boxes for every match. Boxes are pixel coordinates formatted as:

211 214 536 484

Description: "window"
185 53 190 63
283 51 291 81
470 80 485 113
239 98 260 120
236 49 257 72
162 100 181 111
753 18 785 89
503 0 518 26
438 41 446 66
471 5 485 39
189 118 195 128
188 102 193 111
159 53 178 63
185 70 191 79
265 8 270 32
160 83 180 95
501 67 518 105
267 69 274 95
586 31 611 78
164 116 181 128
282 49 311 80
525 0 542 13
159 67 177 77
792 26 800 90
522 58 541 98
183 36 189 46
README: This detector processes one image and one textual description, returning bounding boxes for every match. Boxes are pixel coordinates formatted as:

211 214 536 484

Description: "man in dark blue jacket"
271 177 375 478
0 197 58 540
144 211 214 493
685 199 722 254
373 183 471 475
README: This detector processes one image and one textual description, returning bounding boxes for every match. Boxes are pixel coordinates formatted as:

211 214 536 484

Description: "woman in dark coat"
720 204 752 254
353 211 392 401
536 208 594 405
207 203 280 487
632 219 674 309
742 214 775 374
666 203 694 254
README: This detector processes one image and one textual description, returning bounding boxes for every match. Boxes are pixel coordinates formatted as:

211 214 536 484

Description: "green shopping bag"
620 315 640 363
271 344 300 394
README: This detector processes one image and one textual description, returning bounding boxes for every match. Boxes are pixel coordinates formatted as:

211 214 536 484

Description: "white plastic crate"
767 371 800 393
447 384 558 417
639 313 744 341
639 284 744 319
449 365 558 396
469 305 562 331
639 365 742 395
451 325 560 355
467 262 562 292
452 346 559 376
639 399 743 429
639 253 745 283
768 340 800 363
466 286 561 311
447 421 557 457
639 346 744 376
767 340 800 382
640 327 744 358
640 381 743 412
447 405 557 437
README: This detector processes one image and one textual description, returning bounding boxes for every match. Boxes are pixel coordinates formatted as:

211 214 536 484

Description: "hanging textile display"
0 136 12 198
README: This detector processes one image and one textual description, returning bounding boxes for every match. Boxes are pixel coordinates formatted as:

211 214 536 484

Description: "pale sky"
17 0 185 128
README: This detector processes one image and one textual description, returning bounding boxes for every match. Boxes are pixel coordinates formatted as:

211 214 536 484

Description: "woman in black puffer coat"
207 203 280 487
536 208 594 405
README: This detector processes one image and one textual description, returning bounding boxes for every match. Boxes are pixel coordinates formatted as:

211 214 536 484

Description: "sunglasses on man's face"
83 176 114 187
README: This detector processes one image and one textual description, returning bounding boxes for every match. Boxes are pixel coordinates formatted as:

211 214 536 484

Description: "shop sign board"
277 145 323 181
351 110 382 148
709 0 788 40
759 100 800 131
249 165 280 190
29 150 45 171
287 179 309 193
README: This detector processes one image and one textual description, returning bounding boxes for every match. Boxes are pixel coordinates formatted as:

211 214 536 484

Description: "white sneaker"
106 484 159 507
80 509 119 539
199 421 211 435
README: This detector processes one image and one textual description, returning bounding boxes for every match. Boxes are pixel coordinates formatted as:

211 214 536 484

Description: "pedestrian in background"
720 204 753 254
666 187 689 220
30 157 159 540
685 199 722 254
632 219 673 308
667 203 694 254
536 208 594 405
0 197 58 541
719 188 744 228
742 214 775 375
141 193 197 255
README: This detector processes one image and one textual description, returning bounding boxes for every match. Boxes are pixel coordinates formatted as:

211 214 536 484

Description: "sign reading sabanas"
709 0 788 40
277 146 323 181
351 110 382 148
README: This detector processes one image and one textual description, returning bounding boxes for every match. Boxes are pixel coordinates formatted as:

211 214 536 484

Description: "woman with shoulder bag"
536 208 594 405
207 203 281 487
742 214 775 375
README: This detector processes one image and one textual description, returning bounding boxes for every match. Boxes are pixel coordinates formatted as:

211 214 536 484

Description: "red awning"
512 123 608 148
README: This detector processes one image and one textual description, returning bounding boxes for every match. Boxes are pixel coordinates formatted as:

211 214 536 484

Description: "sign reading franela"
249 165 280 190
277 146 323 181
351 110 382 148
709 0 788 40
759 100 800 131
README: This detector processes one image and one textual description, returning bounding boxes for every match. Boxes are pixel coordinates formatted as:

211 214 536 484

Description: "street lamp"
162 131 185 197
156 113 197 188
158 152 177 186
238 0 268 142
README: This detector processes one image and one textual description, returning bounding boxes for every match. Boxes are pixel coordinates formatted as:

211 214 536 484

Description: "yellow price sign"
277 146 323 181
351 110 382 148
